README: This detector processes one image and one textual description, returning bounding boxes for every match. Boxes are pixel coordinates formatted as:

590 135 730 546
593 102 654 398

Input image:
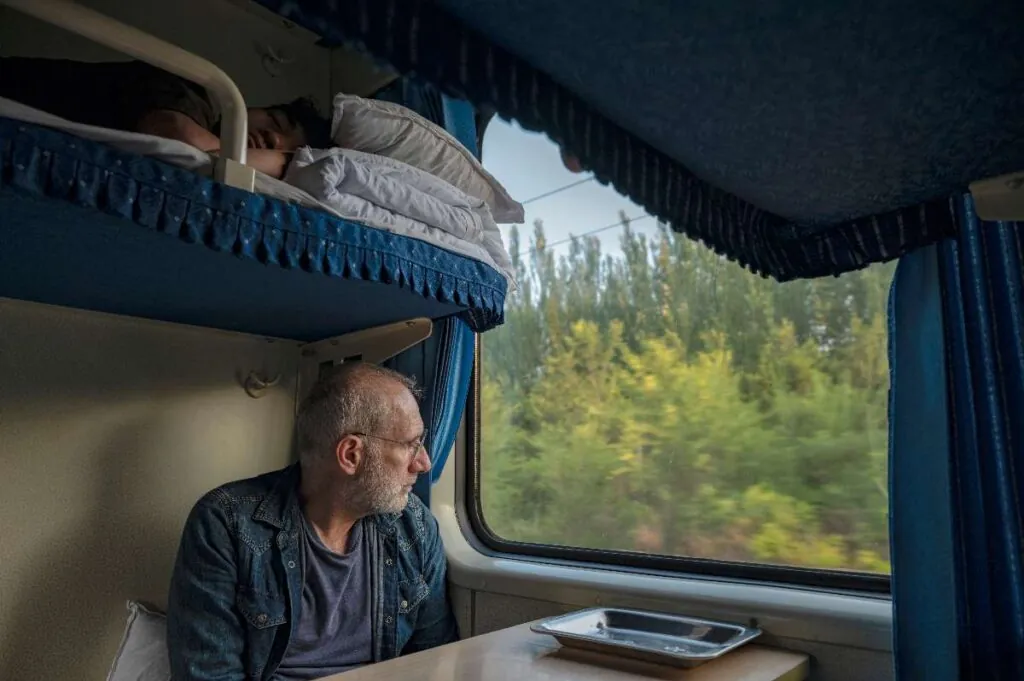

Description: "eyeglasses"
351 431 428 455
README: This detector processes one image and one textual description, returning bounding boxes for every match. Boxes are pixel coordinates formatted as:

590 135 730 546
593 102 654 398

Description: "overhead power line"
519 176 595 205
518 214 656 257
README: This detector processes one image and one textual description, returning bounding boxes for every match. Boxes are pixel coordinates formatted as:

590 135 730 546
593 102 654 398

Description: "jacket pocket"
398 576 430 615
236 589 288 629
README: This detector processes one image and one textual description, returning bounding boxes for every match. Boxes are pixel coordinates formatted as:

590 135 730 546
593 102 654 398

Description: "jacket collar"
252 464 301 530
251 463 402 529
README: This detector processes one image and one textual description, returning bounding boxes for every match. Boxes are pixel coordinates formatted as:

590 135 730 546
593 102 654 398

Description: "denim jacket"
166 465 458 681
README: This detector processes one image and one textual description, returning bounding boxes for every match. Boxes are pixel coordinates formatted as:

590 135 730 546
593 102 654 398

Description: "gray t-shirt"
273 514 372 681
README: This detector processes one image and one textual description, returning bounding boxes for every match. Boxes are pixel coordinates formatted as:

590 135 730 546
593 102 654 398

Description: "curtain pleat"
891 196 1024 680
940 198 1024 680
425 317 475 484
889 244 958 680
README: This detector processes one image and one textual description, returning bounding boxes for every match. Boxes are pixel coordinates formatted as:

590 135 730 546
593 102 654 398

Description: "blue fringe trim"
0 117 507 332
255 0 958 281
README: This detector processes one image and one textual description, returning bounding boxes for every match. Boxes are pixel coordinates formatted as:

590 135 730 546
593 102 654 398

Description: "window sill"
435 503 893 653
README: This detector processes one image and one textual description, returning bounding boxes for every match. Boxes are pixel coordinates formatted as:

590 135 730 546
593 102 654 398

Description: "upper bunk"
248 0 1024 281
3 0 1020 343
0 0 512 342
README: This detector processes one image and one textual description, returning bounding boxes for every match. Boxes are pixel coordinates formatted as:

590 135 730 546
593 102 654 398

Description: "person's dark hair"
272 96 331 148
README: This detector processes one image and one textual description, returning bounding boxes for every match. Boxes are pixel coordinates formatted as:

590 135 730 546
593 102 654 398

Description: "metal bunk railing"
0 0 256 191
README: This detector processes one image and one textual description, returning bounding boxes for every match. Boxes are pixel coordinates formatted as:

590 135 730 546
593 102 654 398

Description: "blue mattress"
255 0 1021 281
0 117 507 340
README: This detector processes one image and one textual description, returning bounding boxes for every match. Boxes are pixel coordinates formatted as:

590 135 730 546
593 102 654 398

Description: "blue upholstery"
0 117 507 340
255 0 1021 281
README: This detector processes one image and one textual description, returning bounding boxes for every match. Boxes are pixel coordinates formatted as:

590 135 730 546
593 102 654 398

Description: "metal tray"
530 608 762 668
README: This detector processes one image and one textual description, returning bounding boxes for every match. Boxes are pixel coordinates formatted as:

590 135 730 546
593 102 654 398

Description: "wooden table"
324 623 809 681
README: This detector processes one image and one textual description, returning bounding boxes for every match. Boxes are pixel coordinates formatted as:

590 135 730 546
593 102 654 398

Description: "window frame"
465 339 892 594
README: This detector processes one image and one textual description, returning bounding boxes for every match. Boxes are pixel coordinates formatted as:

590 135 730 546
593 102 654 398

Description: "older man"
167 363 458 681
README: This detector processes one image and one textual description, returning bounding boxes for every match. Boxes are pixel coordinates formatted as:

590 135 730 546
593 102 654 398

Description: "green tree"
480 217 894 572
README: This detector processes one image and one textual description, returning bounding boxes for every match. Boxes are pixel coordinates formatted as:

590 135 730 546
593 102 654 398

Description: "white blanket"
0 97 515 285
286 147 512 276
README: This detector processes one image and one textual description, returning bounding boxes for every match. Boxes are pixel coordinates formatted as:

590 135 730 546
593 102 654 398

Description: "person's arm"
137 110 290 178
239 148 291 179
402 508 460 654
166 495 247 681
137 109 221 151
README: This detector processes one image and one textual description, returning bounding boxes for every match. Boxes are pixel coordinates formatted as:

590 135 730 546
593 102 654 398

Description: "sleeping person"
0 57 330 178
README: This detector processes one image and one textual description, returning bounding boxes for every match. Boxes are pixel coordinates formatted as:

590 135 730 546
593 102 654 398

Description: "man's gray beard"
348 445 409 515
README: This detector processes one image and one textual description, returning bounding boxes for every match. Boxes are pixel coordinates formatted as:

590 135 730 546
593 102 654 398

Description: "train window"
471 120 893 590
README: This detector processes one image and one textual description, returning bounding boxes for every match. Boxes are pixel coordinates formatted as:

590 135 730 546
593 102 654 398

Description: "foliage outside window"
479 213 893 574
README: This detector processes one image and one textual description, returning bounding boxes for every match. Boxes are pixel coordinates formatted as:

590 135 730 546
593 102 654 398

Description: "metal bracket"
296 318 433 406
215 157 256 192
1 0 250 173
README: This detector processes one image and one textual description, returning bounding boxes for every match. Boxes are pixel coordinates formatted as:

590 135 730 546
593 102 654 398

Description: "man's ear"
334 435 363 475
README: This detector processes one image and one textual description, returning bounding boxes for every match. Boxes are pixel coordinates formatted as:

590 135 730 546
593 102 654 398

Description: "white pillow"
107 601 171 681
331 94 525 224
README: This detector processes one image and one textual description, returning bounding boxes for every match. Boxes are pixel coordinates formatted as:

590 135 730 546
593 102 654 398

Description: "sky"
480 119 660 262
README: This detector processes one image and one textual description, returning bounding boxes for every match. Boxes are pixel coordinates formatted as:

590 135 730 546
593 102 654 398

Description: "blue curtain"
423 317 475 484
890 196 1024 680
889 244 958 679
372 76 446 126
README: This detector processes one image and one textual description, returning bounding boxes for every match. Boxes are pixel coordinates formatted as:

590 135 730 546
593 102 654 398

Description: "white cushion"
106 601 171 681
331 94 524 224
